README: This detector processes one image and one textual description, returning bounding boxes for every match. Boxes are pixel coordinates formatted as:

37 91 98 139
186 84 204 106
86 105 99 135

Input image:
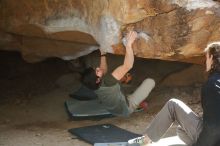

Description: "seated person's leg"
177 126 193 145
128 98 202 145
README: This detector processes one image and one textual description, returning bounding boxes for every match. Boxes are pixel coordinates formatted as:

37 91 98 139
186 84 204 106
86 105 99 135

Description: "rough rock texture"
0 0 220 63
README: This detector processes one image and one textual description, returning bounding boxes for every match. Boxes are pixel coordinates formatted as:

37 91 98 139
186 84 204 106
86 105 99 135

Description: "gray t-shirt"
94 74 130 116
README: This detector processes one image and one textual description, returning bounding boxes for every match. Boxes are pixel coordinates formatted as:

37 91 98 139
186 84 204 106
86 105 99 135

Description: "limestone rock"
0 0 220 63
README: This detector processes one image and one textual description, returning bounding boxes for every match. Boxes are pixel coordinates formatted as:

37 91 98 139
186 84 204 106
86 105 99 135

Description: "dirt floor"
0 51 205 146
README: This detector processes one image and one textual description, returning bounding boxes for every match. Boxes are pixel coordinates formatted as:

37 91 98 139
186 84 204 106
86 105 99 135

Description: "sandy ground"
0 82 202 146
0 51 204 146
0 87 181 146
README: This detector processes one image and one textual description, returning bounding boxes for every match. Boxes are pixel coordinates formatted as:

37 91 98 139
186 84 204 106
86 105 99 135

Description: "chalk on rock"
122 32 151 46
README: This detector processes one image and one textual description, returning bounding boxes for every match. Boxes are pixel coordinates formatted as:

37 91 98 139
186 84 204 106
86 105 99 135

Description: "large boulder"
0 0 220 63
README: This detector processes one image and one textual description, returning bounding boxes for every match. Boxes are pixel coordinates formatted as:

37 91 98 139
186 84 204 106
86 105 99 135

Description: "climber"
81 30 155 117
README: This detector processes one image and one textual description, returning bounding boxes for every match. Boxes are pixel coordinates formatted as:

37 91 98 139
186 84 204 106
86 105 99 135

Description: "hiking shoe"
139 101 148 110
128 136 146 146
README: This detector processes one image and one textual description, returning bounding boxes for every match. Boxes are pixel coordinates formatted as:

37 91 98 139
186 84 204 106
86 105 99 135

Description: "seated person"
128 42 220 146
81 31 155 117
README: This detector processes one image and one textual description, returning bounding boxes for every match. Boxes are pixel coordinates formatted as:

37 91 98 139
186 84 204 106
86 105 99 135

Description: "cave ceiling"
0 0 220 64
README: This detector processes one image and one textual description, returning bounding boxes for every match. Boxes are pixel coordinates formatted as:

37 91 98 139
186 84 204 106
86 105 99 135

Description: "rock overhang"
0 0 220 64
